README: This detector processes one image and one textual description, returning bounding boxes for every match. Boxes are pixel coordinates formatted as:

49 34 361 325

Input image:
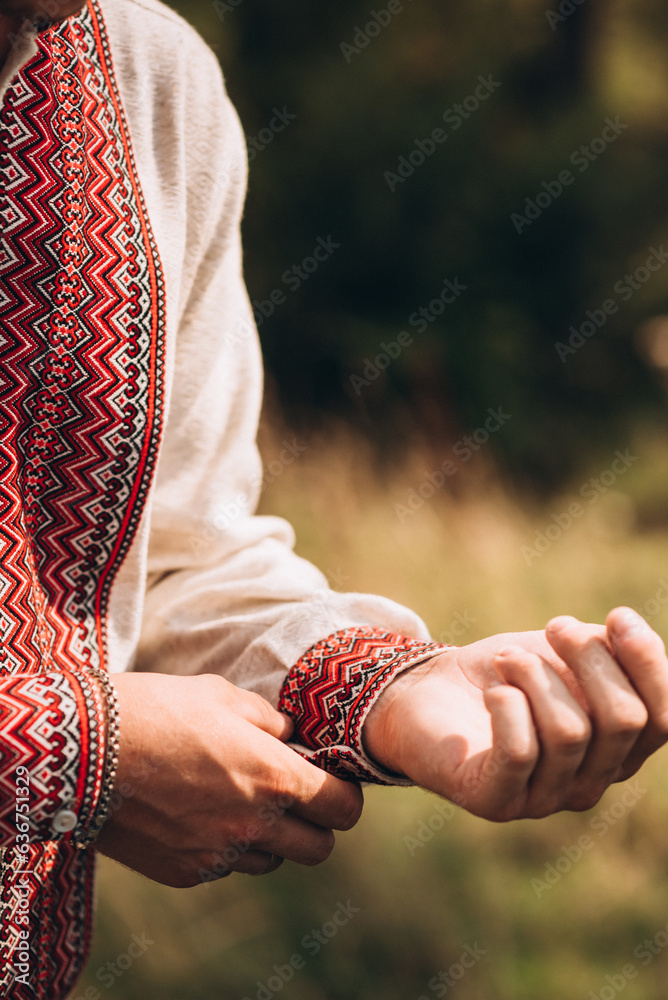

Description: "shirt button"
52 809 78 834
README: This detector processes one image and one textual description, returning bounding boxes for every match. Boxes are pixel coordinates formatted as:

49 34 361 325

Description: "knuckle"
605 693 648 735
548 716 591 753
244 853 275 875
578 643 610 679
197 672 231 703
485 800 524 824
166 861 203 889
171 876 199 889
526 797 562 820
227 817 256 848
650 707 668 740
268 769 296 806
497 655 532 683
336 787 364 831
304 831 335 867
548 621 588 653
503 732 536 761
503 740 536 769
248 689 277 721
230 853 265 876
615 618 664 654
566 784 607 813
616 762 640 782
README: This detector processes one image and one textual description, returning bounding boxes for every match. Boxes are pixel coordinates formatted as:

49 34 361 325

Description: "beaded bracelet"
71 666 121 850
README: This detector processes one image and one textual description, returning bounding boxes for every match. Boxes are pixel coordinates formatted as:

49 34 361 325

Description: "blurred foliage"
166 0 668 494
77 429 668 1000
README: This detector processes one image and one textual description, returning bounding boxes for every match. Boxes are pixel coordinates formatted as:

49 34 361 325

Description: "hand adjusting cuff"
279 627 454 786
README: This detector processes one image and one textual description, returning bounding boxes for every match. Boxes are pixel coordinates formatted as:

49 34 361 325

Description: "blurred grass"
73 422 668 1000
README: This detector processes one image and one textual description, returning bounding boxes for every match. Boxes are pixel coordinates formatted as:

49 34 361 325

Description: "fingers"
471 680 538 819
219 683 362 830
209 680 361 829
283 748 364 832
546 615 648 801
242 812 336 869
494 646 592 817
224 850 280 877
230 684 295 742
201 751 359 879
199 809 336 880
606 607 668 774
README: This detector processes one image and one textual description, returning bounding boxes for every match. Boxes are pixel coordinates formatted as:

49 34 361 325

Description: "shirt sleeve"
278 628 452 784
131 46 452 785
0 670 108 846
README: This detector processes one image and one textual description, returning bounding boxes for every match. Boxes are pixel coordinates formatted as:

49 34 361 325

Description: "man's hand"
363 607 668 821
95 673 362 887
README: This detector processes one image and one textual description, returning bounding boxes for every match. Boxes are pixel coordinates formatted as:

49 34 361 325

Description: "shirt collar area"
0 9 84 109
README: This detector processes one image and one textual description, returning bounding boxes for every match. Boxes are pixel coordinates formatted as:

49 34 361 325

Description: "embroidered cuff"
0 670 107 844
278 627 453 786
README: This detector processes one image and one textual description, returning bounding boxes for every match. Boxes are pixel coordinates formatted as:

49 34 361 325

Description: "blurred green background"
182 0 668 495
75 1 668 999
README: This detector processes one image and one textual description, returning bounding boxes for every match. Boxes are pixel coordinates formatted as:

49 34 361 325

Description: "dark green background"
168 0 668 493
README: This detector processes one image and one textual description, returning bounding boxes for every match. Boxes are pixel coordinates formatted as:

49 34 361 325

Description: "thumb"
234 687 295 742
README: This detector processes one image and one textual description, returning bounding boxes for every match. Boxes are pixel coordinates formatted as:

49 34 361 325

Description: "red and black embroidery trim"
0 0 166 994
279 627 451 785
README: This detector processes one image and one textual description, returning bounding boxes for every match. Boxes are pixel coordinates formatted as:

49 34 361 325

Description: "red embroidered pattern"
0 0 166 994
0 673 104 841
279 627 451 785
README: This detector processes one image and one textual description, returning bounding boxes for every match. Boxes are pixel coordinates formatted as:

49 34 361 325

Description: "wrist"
280 627 455 786
362 655 444 774
361 683 404 774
